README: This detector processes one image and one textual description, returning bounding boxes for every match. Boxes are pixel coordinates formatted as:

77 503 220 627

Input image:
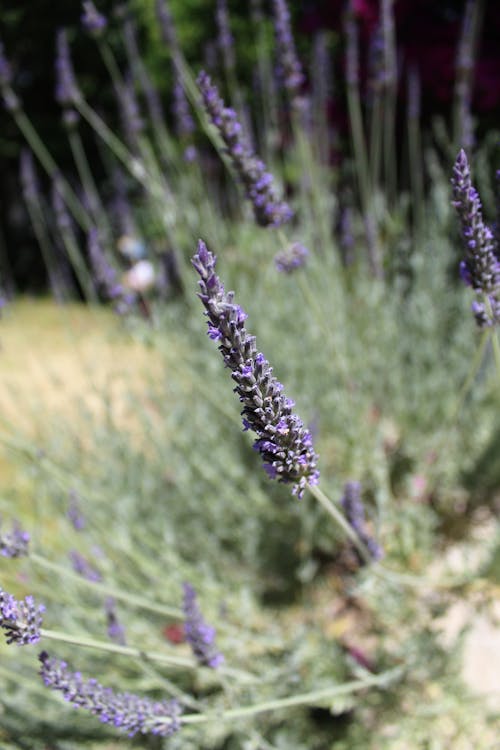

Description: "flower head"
0 40 13 87
274 242 309 273
81 1 107 36
39 651 181 737
0 517 30 558
272 0 305 101
0 587 44 645
341 481 383 564
87 228 136 314
197 71 292 228
193 241 319 498
55 29 80 109
451 149 500 327
182 582 224 668
69 550 102 583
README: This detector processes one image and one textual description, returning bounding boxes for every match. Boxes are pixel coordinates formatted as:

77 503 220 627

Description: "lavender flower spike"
81 1 107 36
55 29 80 108
0 587 44 645
341 481 383 564
182 582 224 668
272 0 305 99
0 517 30 558
197 71 292 228
193 241 319 497
39 652 181 737
275 242 309 273
451 149 500 327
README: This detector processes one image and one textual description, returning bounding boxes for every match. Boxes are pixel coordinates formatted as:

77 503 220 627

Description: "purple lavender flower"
122 16 165 130
0 587 44 645
0 518 30 558
88 228 135 313
193 241 319 497
272 0 305 101
454 0 477 149
55 29 80 110
67 490 85 531
0 40 13 87
69 550 102 583
274 242 309 273
182 582 224 668
117 74 144 151
173 78 195 137
155 0 179 53
39 651 182 737
81 1 107 36
105 597 127 646
216 0 235 73
451 149 500 327
197 71 292 228
341 481 383 564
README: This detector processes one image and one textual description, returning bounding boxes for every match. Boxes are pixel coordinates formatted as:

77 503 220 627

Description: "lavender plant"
1 3 500 748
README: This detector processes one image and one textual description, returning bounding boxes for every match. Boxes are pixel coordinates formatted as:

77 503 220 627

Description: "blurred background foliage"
1 0 500 290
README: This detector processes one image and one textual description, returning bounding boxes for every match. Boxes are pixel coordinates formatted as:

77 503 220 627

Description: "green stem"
307 483 373 565
450 328 489 420
30 553 182 619
180 666 403 724
40 629 256 684
68 129 110 235
40 628 193 668
12 107 90 230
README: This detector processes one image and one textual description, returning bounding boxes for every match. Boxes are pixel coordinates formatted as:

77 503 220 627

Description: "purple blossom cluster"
451 149 500 327
274 242 309 273
341 482 383 564
197 71 293 228
69 550 102 583
182 582 224 668
0 587 44 645
272 0 305 100
0 40 13 87
39 651 182 737
193 241 319 498
0 518 30 558
87 228 135 314
67 490 86 531
216 0 235 72
81 2 107 36
55 29 80 110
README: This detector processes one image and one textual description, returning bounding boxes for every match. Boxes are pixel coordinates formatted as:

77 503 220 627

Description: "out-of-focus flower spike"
182 582 224 668
39 651 182 736
81 1 107 36
341 482 383 564
0 518 30 558
197 71 292 228
272 0 305 108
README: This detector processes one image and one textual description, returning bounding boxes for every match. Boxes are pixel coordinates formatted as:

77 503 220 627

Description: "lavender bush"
0 1 499 748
